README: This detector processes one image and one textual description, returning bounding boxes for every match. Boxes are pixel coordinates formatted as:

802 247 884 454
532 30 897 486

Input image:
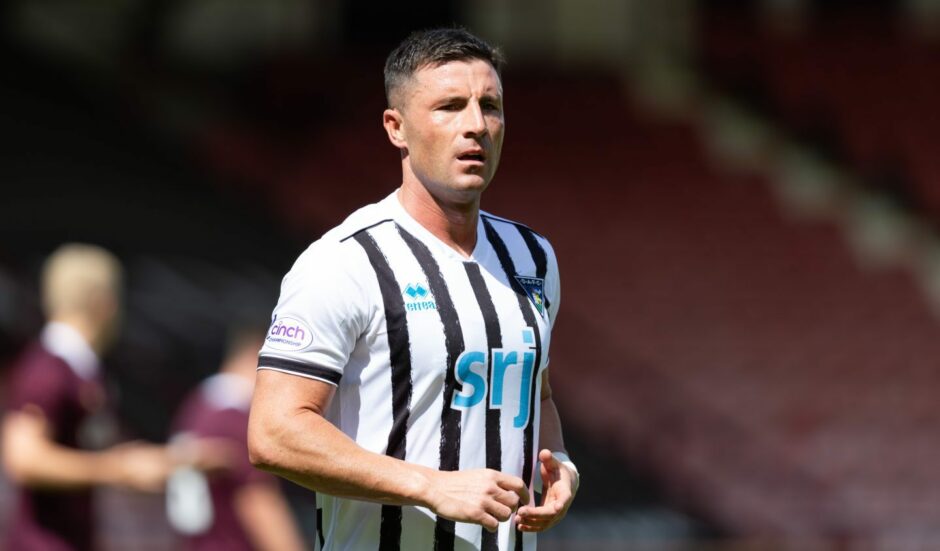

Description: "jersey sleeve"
6 353 70 422
542 237 561 330
257 241 371 386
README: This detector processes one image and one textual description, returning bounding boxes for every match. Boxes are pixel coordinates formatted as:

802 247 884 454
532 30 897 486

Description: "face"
386 58 505 204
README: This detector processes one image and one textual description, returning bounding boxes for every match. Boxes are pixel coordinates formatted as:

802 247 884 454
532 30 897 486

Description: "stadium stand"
198 58 940 544
701 6 940 219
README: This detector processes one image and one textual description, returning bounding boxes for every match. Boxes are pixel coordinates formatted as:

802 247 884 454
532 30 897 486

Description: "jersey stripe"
395 224 465 551
353 230 413 551
482 218 543 551
463 261 503 551
464 262 503 551
517 227 549 312
256 356 343 385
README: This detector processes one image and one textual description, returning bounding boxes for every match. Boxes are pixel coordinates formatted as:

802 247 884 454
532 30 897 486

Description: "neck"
398 181 480 258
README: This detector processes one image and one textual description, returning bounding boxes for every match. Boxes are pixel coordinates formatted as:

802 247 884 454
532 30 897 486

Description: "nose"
462 101 487 138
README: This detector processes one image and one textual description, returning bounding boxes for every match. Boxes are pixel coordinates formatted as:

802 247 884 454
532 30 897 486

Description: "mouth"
457 150 486 164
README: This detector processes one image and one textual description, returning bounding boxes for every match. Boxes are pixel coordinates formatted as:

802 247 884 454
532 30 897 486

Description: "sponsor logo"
403 282 437 312
265 315 314 351
450 328 537 429
514 275 546 315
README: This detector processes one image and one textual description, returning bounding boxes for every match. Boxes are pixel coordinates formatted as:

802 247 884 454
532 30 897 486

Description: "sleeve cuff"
257 355 342 386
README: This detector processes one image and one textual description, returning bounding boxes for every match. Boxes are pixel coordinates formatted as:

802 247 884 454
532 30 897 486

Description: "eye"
481 99 502 113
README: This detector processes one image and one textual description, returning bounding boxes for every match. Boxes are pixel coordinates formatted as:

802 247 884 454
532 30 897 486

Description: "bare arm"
538 372 567 455
247 369 529 531
234 482 307 551
2 408 171 491
515 370 578 532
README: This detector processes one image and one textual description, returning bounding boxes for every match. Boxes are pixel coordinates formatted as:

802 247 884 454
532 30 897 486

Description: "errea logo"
403 282 437 312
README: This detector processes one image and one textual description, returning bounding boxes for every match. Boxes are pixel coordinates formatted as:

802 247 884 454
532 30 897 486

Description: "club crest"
514 275 546 315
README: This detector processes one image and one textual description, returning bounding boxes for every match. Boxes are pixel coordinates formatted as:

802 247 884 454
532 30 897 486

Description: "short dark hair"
384 28 505 107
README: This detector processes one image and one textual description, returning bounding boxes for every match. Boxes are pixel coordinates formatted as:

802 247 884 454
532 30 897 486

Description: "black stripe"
481 213 545 240
482 218 542 551
394 224 465 551
316 507 325 549
257 356 342 385
464 261 503 551
339 218 395 242
517 225 549 313
353 230 413 551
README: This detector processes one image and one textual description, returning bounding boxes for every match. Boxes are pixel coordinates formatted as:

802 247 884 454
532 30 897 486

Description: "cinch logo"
450 328 537 429
271 322 306 340
403 282 437 312
265 315 314 351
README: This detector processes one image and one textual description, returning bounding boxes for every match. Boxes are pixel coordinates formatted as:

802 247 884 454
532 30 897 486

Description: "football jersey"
258 190 560 551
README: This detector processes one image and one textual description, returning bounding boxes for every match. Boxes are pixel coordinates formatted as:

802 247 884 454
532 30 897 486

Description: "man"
1 244 173 550
248 28 579 551
168 328 307 550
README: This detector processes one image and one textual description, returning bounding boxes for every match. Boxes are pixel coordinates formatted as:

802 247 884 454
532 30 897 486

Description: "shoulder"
282 202 396 288
5 342 77 412
480 211 547 240
7 342 72 385
481 211 557 263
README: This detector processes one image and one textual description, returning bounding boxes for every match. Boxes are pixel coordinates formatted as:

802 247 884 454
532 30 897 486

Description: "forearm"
235 483 307 551
248 404 432 507
3 413 120 488
539 395 567 455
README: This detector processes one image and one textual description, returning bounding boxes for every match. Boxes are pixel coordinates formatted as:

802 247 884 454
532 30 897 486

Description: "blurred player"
167 328 307 551
248 28 579 550
1 244 173 551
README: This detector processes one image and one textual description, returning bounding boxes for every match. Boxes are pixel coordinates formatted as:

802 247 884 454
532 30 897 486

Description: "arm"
234 481 307 551
248 369 529 531
515 370 579 533
2 407 171 491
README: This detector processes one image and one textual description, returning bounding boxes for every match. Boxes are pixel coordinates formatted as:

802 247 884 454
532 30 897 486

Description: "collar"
40 322 101 381
388 189 490 263
201 373 254 412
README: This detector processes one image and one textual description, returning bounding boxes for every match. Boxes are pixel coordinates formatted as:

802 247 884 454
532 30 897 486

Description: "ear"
383 108 407 149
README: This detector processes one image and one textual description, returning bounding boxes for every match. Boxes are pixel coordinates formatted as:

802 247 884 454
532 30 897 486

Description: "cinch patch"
514 275 546 315
265 316 314 351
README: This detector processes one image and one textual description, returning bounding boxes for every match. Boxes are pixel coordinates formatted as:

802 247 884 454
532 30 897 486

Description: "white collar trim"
40 322 101 380
201 373 253 412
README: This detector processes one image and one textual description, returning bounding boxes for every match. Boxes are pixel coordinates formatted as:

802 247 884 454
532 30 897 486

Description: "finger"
495 473 530 505
516 514 556 532
538 449 561 485
517 520 554 533
482 499 513 523
492 487 521 510
516 501 564 521
538 449 556 467
477 511 500 533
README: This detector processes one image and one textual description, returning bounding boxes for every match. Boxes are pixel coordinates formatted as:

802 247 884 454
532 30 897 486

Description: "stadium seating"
701 9 940 217
198 55 940 543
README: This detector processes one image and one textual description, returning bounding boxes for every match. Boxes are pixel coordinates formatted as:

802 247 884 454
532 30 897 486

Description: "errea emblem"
403 282 437 312
265 315 314 351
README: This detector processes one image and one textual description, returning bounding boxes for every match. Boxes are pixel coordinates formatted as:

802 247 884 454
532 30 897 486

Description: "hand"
107 442 174 492
170 436 238 475
515 449 577 532
424 468 530 532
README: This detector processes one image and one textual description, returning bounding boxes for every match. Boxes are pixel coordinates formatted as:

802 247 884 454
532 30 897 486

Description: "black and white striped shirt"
258 191 560 551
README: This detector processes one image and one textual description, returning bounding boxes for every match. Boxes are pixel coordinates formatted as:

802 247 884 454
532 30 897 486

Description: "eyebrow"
434 93 502 106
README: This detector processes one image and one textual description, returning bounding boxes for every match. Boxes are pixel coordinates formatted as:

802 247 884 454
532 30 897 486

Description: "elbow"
246 415 281 473
2 451 30 486
1 417 40 486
